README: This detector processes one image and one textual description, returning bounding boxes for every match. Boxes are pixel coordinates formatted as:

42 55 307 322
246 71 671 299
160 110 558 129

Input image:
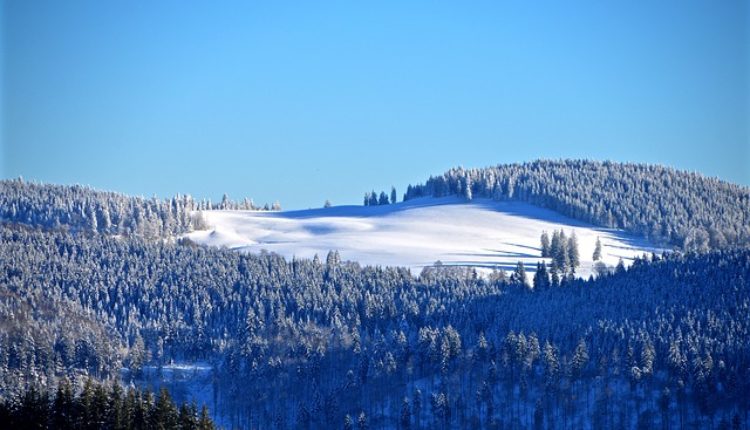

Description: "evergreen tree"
533 262 549 290
550 230 562 266
572 338 589 378
512 261 529 288
379 191 390 205
567 230 580 272
198 406 215 430
593 236 603 261
52 379 75 430
151 388 179 429
357 411 368 430
400 397 411 430
540 231 551 258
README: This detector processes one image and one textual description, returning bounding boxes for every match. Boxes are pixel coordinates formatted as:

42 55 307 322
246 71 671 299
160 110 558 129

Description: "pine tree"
616 258 626 274
390 187 397 204
550 230 562 262
558 230 570 271
151 388 179 429
533 399 544 430
87 206 98 233
413 390 422 429
572 338 589 378
567 231 580 272
533 262 549 290
512 261 529 288
129 335 146 379
593 236 602 261
400 397 411 430
357 411 368 430
108 383 125 430
198 405 215 430
540 231 551 258
640 339 655 377
544 341 559 391
297 404 311 430
52 379 75 430
379 191 389 205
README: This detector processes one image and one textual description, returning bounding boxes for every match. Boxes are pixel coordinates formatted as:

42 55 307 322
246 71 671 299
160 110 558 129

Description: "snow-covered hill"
184 197 663 278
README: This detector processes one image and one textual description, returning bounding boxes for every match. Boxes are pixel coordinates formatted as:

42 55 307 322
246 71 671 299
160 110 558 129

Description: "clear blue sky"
2 1 748 209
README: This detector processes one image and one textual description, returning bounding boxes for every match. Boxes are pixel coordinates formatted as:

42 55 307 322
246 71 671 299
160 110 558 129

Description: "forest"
1 221 749 428
0 378 217 429
0 178 280 238
1 163 750 429
402 160 750 250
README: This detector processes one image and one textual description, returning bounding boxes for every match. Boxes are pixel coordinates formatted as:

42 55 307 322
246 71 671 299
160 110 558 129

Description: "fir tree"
540 231 551 258
567 230 580 272
512 261 529 288
533 262 549 290
593 236 603 261
400 397 411 430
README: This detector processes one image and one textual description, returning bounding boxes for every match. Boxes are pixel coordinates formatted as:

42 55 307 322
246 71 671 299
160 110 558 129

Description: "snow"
184 197 664 278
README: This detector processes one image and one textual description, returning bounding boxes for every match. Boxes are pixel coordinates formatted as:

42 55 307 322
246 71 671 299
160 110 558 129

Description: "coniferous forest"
0 378 216 430
403 160 750 250
1 161 750 429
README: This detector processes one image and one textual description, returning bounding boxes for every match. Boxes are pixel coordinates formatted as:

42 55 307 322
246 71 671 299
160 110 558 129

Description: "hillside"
184 196 663 278
2 222 749 428
2 168 749 428
402 160 750 250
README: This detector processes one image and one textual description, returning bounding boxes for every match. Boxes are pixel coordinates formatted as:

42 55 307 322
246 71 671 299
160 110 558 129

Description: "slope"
184 196 663 277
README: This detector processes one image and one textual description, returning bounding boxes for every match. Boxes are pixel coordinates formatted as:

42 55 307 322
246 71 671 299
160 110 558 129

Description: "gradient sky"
2 0 748 208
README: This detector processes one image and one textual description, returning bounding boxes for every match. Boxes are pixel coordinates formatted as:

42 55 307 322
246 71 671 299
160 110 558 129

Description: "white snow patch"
184 197 665 278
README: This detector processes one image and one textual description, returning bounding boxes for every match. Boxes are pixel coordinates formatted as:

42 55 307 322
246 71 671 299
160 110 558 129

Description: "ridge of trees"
402 160 750 250
0 178 279 238
363 187 398 206
0 378 216 429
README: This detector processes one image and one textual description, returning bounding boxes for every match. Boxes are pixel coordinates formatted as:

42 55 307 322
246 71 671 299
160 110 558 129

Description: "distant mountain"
402 160 750 250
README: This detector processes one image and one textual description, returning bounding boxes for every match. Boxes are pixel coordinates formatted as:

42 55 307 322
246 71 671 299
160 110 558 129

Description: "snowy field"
184 197 664 278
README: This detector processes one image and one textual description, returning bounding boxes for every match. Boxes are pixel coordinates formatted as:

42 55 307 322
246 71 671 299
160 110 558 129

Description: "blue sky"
2 0 748 209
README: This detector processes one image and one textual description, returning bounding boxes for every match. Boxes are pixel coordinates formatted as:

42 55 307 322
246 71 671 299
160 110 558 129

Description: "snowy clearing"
184 197 664 278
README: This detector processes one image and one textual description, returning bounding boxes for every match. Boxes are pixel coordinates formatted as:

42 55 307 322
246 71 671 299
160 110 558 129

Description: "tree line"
363 187 398 206
402 160 750 250
0 378 216 430
0 178 279 238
